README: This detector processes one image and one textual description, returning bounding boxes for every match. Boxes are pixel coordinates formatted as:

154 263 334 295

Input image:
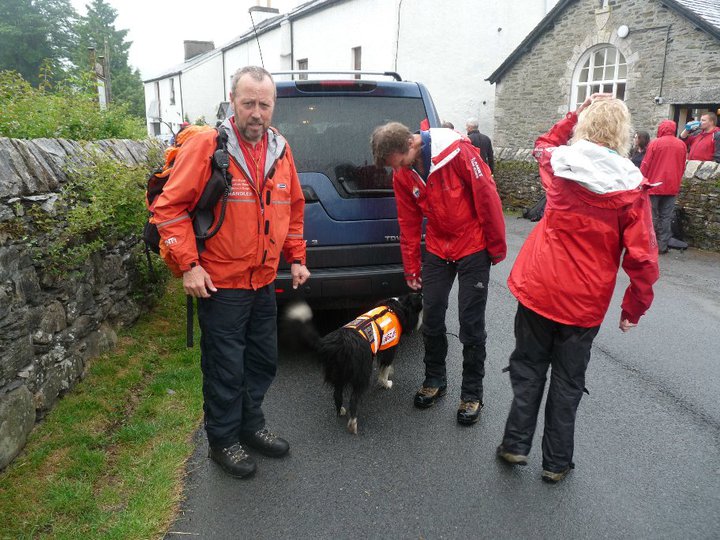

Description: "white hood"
550 139 643 194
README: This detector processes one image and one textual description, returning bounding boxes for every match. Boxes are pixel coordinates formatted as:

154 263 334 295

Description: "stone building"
488 0 720 149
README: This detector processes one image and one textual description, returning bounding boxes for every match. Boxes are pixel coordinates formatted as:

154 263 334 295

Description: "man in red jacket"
641 120 688 253
371 121 506 426
496 94 659 483
680 112 720 162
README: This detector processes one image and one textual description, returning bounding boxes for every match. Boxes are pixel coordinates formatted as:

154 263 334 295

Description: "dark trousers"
198 286 278 448
502 303 599 472
421 250 491 400
651 195 676 252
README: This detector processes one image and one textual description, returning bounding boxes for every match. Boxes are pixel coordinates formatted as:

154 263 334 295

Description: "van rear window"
272 96 428 197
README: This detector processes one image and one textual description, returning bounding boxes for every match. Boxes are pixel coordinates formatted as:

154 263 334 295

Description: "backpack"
143 125 231 277
522 194 546 222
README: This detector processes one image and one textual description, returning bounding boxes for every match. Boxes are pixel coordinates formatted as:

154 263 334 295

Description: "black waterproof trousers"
501 303 600 473
197 286 278 448
650 194 676 252
421 250 491 401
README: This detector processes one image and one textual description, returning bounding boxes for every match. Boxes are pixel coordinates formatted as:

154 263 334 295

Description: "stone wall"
493 0 720 149
495 148 720 251
0 137 163 470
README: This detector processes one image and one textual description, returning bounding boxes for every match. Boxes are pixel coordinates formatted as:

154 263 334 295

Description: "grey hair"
466 117 479 130
230 66 275 97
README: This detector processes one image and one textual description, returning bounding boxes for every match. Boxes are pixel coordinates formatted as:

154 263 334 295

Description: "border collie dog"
285 294 423 434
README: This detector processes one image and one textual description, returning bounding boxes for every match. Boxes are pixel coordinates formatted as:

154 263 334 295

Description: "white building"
143 0 558 141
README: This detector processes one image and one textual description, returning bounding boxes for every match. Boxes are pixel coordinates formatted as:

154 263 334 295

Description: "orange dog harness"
343 306 401 355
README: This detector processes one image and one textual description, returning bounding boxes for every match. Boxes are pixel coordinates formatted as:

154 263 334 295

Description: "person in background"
496 94 659 483
371 121 506 426
641 120 687 254
152 66 310 479
630 130 650 168
441 120 455 129
465 118 494 174
679 112 720 162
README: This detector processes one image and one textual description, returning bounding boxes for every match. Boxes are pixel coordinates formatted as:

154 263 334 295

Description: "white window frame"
570 44 627 111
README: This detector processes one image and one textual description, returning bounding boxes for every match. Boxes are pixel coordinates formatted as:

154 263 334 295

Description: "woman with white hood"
496 93 660 483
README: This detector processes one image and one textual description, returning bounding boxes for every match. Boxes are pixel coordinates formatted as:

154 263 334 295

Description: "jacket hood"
657 120 677 138
550 139 643 199
427 128 464 173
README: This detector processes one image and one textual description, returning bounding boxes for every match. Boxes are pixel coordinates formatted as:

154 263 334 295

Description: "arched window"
571 45 627 110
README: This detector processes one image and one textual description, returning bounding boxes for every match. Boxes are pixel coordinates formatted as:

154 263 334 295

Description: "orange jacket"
343 306 402 355
151 120 306 289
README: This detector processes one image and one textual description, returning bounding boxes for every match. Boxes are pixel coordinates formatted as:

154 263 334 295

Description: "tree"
72 0 145 117
0 0 77 86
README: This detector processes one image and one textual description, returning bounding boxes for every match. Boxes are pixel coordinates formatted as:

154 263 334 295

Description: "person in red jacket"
641 120 688 253
371 121 506 426
680 112 720 162
496 94 659 483
152 66 310 479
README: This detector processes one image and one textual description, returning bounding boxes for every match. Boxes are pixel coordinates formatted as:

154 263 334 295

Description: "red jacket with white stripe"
508 112 659 327
392 129 506 278
151 119 306 289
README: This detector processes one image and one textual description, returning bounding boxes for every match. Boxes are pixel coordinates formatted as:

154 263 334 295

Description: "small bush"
0 70 145 140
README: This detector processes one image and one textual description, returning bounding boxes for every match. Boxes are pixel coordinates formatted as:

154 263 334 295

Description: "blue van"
271 72 440 308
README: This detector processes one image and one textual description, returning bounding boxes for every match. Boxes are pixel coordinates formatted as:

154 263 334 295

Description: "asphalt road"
167 217 720 539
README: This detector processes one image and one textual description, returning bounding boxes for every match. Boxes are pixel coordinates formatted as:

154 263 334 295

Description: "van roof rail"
271 70 402 81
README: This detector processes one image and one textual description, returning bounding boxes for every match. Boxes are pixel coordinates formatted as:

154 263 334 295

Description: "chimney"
249 4 280 25
184 40 215 61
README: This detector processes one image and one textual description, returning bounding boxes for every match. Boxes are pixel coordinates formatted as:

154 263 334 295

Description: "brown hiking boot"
541 463 574 483
414 384 447 408
496 444 529 466
457 400 483 425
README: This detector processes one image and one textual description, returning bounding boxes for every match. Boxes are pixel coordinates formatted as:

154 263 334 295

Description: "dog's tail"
281 301 321 351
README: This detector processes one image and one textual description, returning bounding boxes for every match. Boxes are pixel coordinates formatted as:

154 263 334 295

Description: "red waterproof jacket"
508 112 659 327
642 120 687 196
151 119 306 289
393 129 506 279
685 126 720 161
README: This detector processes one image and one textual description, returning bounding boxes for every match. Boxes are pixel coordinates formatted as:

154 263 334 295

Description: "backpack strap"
193 127 232 253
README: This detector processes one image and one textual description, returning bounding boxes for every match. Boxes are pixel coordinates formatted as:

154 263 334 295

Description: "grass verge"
0 280 202 540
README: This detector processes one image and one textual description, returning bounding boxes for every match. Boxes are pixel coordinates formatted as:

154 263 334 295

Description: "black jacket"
467 130 494 173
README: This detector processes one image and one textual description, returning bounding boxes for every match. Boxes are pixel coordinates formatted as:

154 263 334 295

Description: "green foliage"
31 152 149 275
0 0 77 86
0 70 145 139
71 0 145 118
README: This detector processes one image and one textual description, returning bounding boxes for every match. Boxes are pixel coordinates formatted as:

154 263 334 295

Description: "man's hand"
291 263 310 289
619 319 637 333
406 277 422 291
183 265 217 298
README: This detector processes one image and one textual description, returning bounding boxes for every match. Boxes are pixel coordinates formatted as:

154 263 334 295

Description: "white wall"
396 0 556 134
182 53 225 124
291 0 396 77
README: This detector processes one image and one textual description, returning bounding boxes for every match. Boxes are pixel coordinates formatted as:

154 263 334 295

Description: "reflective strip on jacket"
151 118 306 289
392 128 507 278
508 112 659 328
343 306 401 355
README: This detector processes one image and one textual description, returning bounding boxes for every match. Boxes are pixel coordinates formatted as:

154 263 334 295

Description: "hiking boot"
208 443 256 478
496 444 528 466
541 463 575 483
414 384 447 409
456 400 483 425
239 427 290 458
